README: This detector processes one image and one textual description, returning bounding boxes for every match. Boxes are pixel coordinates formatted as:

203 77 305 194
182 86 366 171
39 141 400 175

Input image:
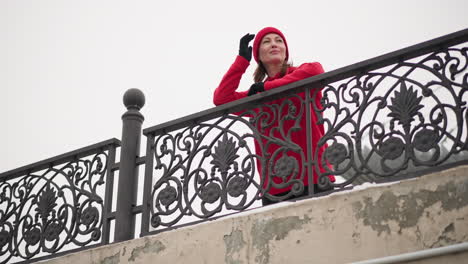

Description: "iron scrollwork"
145 40 468 232
0 152 108 263
316 45 468 184
148 93 309 230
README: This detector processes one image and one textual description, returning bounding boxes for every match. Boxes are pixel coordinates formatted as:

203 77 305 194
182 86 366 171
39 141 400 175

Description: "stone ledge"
39 165 468 264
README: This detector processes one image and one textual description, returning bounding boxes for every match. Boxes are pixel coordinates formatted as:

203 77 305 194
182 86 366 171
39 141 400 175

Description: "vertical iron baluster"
140 133 155 237
101 143 117 244
305 86 315 196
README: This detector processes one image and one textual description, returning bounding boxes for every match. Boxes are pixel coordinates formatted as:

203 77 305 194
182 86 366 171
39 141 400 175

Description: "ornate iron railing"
1 28 467 263
0 139 120 263
320 45 468 183
140 28 468 235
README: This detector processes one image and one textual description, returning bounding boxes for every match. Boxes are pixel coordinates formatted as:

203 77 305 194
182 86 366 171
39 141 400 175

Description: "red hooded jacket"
214 55 334 195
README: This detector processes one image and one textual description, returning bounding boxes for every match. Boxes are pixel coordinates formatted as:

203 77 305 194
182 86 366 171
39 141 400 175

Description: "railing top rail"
143 27 468 136
0 138 121 180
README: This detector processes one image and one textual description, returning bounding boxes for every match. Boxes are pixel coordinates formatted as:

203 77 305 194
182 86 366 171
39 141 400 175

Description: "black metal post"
114 88 145 242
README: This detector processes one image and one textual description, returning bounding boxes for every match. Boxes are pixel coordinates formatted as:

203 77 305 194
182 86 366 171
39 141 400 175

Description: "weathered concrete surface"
40 165 468 264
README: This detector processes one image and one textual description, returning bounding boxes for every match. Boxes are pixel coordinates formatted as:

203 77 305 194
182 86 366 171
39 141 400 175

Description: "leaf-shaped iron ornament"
387 82 424 132
210 133 239 177
24 228 41 245
200 182 221 204
414 129 439 152
44 222 62 242
273 156 298 180
35 185 58 222
227 176 247 197
324 143 348 166
80 206 99 226
157 186 178 207
379 137 405 160
151 215 161 228
0 230 10 247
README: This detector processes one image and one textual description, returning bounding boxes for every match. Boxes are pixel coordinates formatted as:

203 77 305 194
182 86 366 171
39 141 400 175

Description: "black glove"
247 82 264 96
239 33 255 62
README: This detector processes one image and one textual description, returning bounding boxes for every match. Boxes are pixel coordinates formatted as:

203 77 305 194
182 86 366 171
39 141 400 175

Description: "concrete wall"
40 165 468 264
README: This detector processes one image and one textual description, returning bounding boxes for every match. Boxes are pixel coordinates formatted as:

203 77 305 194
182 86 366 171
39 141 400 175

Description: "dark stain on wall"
99 251 120 264
128 239 166 262
224 228 246 264
352 179 468 236
251 215 311 264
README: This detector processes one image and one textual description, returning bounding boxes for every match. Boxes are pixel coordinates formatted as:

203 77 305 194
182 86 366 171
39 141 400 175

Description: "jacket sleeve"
263 62 324 91
213 55 250 106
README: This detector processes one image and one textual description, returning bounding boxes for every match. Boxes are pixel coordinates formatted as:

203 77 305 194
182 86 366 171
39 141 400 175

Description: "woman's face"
259 33 286 65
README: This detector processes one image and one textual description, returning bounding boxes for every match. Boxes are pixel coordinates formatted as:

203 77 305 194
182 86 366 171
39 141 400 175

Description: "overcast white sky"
1 0 467 173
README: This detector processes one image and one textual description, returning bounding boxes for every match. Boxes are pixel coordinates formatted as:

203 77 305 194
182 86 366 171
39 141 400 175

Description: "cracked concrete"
98 252 120 264
224 228 246 264
251 215 312 264
352 179 468 236
128 239 166 262
429 223 457 248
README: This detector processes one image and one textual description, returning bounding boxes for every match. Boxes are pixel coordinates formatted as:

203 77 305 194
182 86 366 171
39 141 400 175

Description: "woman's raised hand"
239 33 255 62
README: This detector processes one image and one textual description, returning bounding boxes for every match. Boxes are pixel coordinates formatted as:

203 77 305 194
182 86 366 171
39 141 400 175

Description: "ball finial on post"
123 88 145 110
116 88 145 242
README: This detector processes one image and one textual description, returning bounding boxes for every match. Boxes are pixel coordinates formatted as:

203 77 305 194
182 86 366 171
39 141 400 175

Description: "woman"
213 27 334 205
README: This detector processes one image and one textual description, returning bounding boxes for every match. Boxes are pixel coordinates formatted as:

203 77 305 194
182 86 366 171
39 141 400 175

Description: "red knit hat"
253 27 289 64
